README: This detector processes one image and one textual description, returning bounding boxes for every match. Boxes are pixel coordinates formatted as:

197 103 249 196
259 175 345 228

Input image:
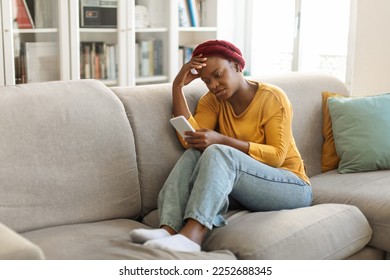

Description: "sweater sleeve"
248 93 293 167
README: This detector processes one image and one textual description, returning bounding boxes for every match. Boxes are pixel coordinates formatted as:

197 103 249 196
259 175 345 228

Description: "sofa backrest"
112 82 207 217
0 80 141 233
113 73 349 217
255 72 348 177
252 73 349 176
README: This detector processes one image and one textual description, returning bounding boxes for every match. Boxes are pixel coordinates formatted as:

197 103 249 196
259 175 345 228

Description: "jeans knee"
202 144 236 164
182 148 202 161
203 144 226 157
204 144 232 154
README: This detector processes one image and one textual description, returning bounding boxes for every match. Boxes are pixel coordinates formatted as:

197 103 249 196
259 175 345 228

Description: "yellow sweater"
180 82 310 185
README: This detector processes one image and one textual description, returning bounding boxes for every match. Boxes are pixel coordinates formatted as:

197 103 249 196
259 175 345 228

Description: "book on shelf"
14 0 35 29
19 42 59 83
14 0 56 29
14 55 26 84
186 0 200 27
178 0 190 27
138 39 163 77
178 45 196 68
106 45 117 80
179 0 206 27
80 42 117 80
24 0 35 22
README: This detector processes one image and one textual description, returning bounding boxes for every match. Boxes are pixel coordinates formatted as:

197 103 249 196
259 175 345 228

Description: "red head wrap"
192 40 245 71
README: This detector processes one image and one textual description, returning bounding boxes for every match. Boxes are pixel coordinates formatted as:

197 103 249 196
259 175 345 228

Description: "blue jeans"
158 144 312 231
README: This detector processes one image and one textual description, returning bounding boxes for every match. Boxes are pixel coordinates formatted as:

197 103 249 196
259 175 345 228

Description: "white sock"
129 228 170 244
144 234 201 252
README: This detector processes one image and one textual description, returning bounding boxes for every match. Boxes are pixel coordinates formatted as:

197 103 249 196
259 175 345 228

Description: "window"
248 0 350 82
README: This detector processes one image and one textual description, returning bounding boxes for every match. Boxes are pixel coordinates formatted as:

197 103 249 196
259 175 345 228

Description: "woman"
129 40 312 252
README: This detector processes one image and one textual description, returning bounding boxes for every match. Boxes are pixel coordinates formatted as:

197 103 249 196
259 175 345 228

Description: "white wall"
217 0 248 57
347 0 390 96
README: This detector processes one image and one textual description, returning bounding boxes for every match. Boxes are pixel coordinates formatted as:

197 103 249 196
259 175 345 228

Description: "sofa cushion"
311 170 390 252
328 93 390 173
0 223 44 260
321 91 345 172
22 219 236 260
0 80 141 233
203 204 372 259
346 246 386 260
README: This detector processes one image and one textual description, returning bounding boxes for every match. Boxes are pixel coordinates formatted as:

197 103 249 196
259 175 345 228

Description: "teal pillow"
328 93 390 174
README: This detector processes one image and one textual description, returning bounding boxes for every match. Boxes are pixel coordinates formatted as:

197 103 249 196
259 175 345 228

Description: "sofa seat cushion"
22 219 235 260
203 204 371 259
311 170 390 252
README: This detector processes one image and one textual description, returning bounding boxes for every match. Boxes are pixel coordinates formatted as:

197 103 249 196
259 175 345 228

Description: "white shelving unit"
175 0 220 71
0 0 221 86
70 0 173 86
0 0 68 86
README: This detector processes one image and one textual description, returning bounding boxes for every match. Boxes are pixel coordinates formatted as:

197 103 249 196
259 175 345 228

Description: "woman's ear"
234 62 240 72
230 61 240 72
229 61 241 73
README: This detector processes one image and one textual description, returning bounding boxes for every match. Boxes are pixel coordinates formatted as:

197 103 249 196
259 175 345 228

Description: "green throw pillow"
328 93 390 174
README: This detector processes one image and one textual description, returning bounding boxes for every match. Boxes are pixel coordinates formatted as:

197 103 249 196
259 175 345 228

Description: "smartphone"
170 116 196 138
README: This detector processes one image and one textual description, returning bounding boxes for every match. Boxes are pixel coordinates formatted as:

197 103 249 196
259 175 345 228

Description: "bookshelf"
0 0 221 86
134 0 170 85
176 0 220 70
0 0 69 86
69 0 173 86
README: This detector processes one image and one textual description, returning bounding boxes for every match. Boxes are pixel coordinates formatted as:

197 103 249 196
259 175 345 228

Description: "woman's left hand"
184 129 225 151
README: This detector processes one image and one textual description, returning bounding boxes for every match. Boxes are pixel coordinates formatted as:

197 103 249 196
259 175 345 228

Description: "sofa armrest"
0 223 44 259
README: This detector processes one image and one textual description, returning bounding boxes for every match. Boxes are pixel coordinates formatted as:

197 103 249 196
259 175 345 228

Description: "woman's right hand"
173 55 207 88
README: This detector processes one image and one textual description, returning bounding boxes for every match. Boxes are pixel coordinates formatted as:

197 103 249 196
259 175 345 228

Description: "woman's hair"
192 40 245 71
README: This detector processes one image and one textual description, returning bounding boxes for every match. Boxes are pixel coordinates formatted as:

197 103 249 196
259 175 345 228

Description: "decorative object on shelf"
137 0 165 28
24 42 59 83
80 0 117 28
134 5 150 28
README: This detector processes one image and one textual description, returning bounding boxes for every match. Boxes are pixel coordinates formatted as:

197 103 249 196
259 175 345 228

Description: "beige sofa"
0 73 387 260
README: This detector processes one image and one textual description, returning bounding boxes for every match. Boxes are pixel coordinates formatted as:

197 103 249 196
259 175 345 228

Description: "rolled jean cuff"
184 212 227 230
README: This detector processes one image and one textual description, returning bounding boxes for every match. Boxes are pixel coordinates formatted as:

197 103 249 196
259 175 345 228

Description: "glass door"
1 0 67 85
135 0 170 85
71 0 122 86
